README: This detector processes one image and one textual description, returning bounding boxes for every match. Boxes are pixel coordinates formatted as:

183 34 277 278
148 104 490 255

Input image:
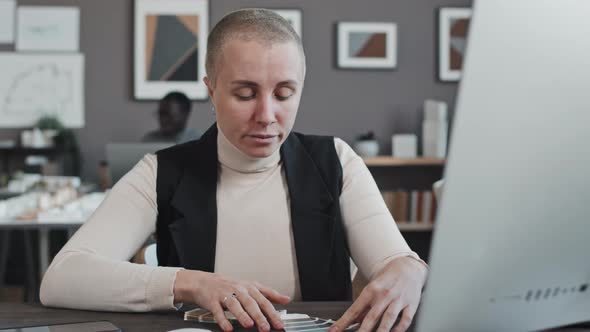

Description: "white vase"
42 129 59 147
353 140 379 157
31 128 47 148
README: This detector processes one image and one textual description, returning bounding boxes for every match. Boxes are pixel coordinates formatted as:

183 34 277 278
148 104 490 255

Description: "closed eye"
275 86 295 101
236 93 255 101
234 87 256 101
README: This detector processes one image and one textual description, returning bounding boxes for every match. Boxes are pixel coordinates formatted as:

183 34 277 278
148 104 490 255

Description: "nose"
254 94 277 126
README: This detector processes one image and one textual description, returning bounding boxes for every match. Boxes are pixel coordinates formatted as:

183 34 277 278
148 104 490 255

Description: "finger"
329 293 371 332
250 287 285 330
355 308 369 323
236 292 271 332
224 296 254 328
211 303 233 332
257 284 291 304
356 300 389 332
391 306 417 332
375 301 403 332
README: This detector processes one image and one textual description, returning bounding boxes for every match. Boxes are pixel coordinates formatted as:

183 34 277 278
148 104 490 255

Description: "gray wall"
0 0 471 181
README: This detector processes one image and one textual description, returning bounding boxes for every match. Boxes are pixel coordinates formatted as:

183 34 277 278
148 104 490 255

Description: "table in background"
0 220 83 302
1 302 589 332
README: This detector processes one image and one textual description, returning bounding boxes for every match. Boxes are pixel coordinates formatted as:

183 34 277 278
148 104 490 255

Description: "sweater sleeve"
335 138 428 280
40 154 182 311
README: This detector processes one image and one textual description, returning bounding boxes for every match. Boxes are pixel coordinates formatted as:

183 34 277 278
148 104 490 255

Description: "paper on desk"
36 192 106 223
184 309 359 332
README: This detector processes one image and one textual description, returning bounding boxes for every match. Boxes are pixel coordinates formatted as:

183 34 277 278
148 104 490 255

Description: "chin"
244 145 278 158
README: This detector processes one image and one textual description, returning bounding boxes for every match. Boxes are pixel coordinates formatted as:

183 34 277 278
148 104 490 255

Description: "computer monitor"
415 0 590 331
105 143 172 184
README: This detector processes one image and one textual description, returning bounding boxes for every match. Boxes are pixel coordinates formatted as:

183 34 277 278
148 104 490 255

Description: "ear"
204 76 215 102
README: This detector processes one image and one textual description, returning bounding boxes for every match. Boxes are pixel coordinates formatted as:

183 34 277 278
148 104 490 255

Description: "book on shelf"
393 191 408 222
381 190 437 225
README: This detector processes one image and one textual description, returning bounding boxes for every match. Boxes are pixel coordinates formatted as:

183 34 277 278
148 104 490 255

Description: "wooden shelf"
396 223 434 232
364 156 445 167
0 146 79 176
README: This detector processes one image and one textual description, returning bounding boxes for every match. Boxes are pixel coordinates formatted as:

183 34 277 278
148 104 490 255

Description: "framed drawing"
16 6 80 51
438 7 472 82
0 53 85 128
337 22 397 69
0 0 16 43
134 0 209 100
269 9 302 38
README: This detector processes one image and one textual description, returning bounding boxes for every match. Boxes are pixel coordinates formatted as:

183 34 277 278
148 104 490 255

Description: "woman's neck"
217 127 281 173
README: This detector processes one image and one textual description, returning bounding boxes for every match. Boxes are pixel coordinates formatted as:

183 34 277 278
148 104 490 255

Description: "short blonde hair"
205 8 305 86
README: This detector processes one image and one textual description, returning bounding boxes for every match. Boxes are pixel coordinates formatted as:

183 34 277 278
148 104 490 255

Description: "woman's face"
205 39 305 158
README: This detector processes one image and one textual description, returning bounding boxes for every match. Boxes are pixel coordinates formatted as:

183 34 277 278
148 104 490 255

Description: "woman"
40 9 427 332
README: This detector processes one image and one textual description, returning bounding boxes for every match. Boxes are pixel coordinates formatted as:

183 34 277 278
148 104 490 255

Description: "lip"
248 134 277 139
247 134 278 144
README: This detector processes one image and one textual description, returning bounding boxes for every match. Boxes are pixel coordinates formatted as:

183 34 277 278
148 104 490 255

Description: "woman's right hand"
173 270 291 332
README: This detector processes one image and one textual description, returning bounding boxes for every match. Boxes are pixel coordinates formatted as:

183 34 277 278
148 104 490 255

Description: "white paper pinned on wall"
0 0 16 43
16 6 80 51
0 53 85 128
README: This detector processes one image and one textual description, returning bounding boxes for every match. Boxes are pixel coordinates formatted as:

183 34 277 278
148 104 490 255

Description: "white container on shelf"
392 134 417 158
423 99 448 122
422 99 449 158
422 121 448 158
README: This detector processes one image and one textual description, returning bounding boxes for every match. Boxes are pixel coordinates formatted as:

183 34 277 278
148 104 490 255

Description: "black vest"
155 125 352 301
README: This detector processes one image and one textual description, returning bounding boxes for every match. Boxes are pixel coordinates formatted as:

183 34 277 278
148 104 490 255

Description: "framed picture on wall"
437 7 472 82
269 9 302 38
16 6 80 51
134 0 209 100
336 22 397 70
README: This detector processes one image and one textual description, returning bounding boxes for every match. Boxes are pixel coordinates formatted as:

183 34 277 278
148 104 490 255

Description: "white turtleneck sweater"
40 130 425 312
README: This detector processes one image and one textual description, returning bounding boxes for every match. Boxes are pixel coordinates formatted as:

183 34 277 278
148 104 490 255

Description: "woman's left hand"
328 256 428 332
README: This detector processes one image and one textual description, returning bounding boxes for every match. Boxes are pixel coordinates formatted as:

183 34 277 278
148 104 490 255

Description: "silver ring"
222 293 237 304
